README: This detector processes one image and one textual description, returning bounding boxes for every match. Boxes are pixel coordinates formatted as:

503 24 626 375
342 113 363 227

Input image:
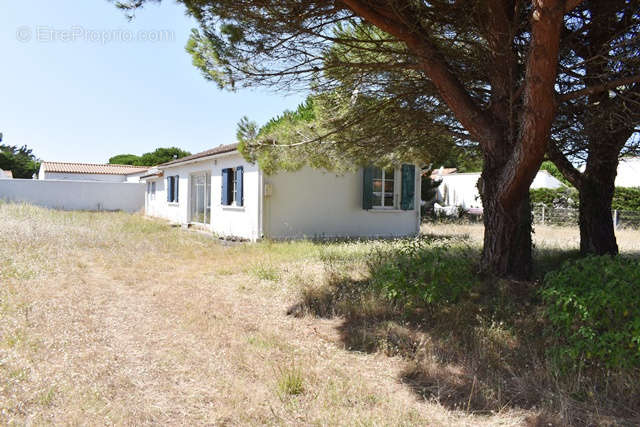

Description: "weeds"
276 366 305 397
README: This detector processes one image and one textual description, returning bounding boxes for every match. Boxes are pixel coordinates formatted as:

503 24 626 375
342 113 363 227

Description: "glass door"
190 172 211 224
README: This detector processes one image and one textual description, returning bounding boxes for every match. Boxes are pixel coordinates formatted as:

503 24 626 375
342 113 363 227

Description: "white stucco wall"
0 179 145 212
436 170 564 209
144 152 420 240
616 158 640 188
40 171 128 182
263 166 421 239
143 152 261 240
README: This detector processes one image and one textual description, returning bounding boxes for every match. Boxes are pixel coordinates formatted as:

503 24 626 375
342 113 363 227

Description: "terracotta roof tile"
158 143 239 167
41 162 149 175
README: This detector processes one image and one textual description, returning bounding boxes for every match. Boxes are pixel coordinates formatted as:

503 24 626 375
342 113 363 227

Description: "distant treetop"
109 147 192 167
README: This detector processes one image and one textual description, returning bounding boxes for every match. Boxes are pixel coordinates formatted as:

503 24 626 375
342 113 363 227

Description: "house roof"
429 167 458 179
40 162 149 175
158 143 239 168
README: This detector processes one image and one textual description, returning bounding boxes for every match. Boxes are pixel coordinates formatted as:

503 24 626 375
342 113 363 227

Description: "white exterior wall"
616 158 640 188
531 170 565 189
144 152 420 240
0 179 145 212
263 166 420 239
435 173 483 210
143 153 261 240
41 171 127 182
210 154 261 240
436 170 564 209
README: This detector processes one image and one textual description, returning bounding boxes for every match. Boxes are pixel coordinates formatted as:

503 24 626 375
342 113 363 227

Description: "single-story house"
0 168 13 179
38 162 149 182
433 170 565 210
142 143 421 241
615 157 640 187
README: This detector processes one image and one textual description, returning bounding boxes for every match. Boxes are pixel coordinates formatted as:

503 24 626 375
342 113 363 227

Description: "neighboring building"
615 157 640 188
142 143 421 241
434 170 565 210
38 162 149 182
0 168 12 179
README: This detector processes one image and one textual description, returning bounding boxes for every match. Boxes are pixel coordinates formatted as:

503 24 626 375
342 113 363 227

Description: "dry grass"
2 203 637 425
0 203 529 426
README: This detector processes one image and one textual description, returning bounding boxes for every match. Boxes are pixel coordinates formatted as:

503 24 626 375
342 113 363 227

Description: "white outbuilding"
142 143 421 241
38 162 149 182
0 168 12 179
615 157 640 188
433 169 565 210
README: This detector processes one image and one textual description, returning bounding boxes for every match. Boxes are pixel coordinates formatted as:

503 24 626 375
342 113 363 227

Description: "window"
151 181 156 200
363 164 415 211
167 175 179 203
372 167 396 208
221 166 244 207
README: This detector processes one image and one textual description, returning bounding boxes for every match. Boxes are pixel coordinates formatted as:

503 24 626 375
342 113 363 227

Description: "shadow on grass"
287 237 639 425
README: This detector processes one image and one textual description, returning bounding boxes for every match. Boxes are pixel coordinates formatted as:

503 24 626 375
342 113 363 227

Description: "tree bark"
479 153 533 279
578 178 618 255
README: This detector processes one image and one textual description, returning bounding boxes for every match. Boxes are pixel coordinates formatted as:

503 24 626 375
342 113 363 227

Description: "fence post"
613 209 618 230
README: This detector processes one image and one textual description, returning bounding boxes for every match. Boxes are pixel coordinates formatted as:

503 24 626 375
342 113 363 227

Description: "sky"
0 0 306 163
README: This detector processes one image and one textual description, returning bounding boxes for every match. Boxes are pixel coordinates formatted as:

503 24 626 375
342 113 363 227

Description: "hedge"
531 187 640 211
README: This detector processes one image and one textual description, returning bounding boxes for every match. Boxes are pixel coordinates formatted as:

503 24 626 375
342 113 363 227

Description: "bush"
368 238 479 307
530 187 578 209
612 187 640 211
541 256 640 370
532 187 640 212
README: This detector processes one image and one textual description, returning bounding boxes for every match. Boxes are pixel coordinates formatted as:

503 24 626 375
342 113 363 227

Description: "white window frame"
372 166 399 209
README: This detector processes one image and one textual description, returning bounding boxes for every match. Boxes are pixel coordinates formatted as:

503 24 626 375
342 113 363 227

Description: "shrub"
531 187 640 212
530 187 578 209
541 256 640 370
612 187 640 211
368 238 479 307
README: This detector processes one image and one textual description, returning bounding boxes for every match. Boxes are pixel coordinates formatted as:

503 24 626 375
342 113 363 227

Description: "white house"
0 168 12 179
615 157 640 187
38 162 149 182
142 143 421 241
433 170 565 210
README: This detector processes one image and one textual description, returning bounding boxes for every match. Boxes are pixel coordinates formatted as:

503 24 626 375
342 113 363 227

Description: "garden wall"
0 179 145 213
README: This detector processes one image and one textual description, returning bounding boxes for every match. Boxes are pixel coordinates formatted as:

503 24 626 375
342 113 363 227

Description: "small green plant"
276 366 305 396
541 256 640 371
251 262 281 281
368 238 479 307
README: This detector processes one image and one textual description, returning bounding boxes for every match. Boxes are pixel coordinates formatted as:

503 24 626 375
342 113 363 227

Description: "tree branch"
338 0 498 147
547 141 584 188
558 75 640 102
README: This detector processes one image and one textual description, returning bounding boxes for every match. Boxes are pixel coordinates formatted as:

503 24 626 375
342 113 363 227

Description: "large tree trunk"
579 153 619 255
479 157 533 280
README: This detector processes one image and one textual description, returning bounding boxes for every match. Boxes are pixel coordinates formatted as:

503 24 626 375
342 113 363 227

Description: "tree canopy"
116 0 640 279
109 147 191 166
0 144 40 179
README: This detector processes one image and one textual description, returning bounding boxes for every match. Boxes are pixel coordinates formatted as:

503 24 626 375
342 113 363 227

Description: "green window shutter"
362 166 374 210
401 164 416 210
175 175 179 202
167 177 172 202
